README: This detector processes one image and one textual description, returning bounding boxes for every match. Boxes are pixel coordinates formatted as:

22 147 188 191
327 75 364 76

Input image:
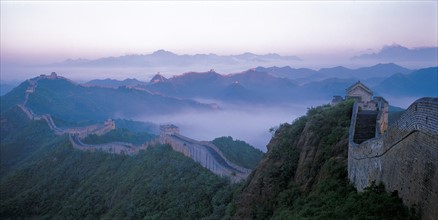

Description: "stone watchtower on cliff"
160 124 180 136
159 124 180 143
332 81 389 143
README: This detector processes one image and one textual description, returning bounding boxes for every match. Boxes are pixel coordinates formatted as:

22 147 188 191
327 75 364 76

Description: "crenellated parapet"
69 134 137 155
349 98 438 162
159 125 251 182
64 119 116 139
348 97 438 220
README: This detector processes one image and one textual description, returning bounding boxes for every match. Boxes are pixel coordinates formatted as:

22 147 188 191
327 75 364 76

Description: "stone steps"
354 111 378 144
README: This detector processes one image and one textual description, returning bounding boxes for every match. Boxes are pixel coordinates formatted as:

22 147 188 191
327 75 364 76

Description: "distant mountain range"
375 67 438 97
50 50 301 68
0 75 215 123
83 63 436 104
50 45 436 69
352 44 438 62
255 63 412 84
142 69 297 104
2 64 436 118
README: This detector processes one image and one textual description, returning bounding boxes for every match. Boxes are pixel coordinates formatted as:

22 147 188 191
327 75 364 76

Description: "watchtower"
160 124 180 136
333 81 389 143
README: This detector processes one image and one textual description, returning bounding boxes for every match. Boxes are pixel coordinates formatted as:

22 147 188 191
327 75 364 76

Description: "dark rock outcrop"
233 102 352 219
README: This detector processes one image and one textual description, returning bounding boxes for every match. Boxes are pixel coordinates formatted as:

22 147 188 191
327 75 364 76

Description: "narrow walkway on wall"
353 110 378 144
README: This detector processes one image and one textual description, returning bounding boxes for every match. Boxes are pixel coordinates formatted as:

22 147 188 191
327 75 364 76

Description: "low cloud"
137 102 324 151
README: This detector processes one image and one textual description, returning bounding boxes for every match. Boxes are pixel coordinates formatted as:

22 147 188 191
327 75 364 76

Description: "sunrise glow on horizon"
1 1 437 65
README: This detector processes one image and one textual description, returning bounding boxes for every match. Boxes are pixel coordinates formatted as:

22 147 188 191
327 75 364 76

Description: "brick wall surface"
160 133 251 182
348 97 438 220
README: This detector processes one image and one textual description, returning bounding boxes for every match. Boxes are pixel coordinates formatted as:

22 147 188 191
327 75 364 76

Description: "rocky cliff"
231 101 418 219
233 101 353 219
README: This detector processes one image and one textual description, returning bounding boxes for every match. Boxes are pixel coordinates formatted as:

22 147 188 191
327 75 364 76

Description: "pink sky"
1 1 437 65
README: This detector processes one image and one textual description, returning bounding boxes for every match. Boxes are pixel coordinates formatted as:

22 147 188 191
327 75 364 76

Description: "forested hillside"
0 89 420 219
212 136 264 169
1 144 236 219
229 100 419 219
0 75 213 123
0 111 237 219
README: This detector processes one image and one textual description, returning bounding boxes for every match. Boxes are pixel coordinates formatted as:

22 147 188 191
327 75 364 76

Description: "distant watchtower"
332 81 389 143
160 124 180 136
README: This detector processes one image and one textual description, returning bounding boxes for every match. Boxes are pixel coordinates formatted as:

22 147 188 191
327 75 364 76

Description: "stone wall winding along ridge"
16 74 133 154
14 74 250 181
348 97 438 220
161 133 251 182
69 134 142 155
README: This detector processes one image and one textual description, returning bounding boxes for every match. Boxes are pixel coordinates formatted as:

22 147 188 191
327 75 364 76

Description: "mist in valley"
135 94 422 151
137 101 327 151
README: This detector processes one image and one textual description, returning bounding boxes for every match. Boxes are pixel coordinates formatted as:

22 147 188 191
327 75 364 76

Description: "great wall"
16 73 250 181
159 125 251 182
18 73 126 150
337 82 438 220
14 73 438 207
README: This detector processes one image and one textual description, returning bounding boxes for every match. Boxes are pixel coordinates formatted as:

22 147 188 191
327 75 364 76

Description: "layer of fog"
137 101 327 152
135 96 422 152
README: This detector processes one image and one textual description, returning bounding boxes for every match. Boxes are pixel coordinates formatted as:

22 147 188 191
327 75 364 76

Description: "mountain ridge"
352 44 438 62
257 63 412 82
49 50 301 67
0 73 215 123
375 67 438 97
3 64 428 107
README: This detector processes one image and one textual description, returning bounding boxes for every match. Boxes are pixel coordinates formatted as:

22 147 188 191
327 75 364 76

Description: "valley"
2 2 437 218
2 72 256 182
0 63 436 219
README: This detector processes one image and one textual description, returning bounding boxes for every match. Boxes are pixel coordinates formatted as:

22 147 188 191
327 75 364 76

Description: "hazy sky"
1 1 437 64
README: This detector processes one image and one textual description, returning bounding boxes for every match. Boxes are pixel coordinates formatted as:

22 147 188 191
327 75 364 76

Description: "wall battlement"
348 97 438 220
159 126 251 182
335 81 388 141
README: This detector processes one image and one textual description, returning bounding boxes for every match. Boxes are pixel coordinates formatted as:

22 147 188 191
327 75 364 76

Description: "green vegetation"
0 81 28 112
5 77 209 122
0 107 240 219
0 144 236 219
0 107 63 177
0 77 204 122
82 128 156 145
51 115 98 128
1 94 419 220
232 100 419 219
26 78 111 121
273 160 418 219
212 136 264 169
0 116 237 219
